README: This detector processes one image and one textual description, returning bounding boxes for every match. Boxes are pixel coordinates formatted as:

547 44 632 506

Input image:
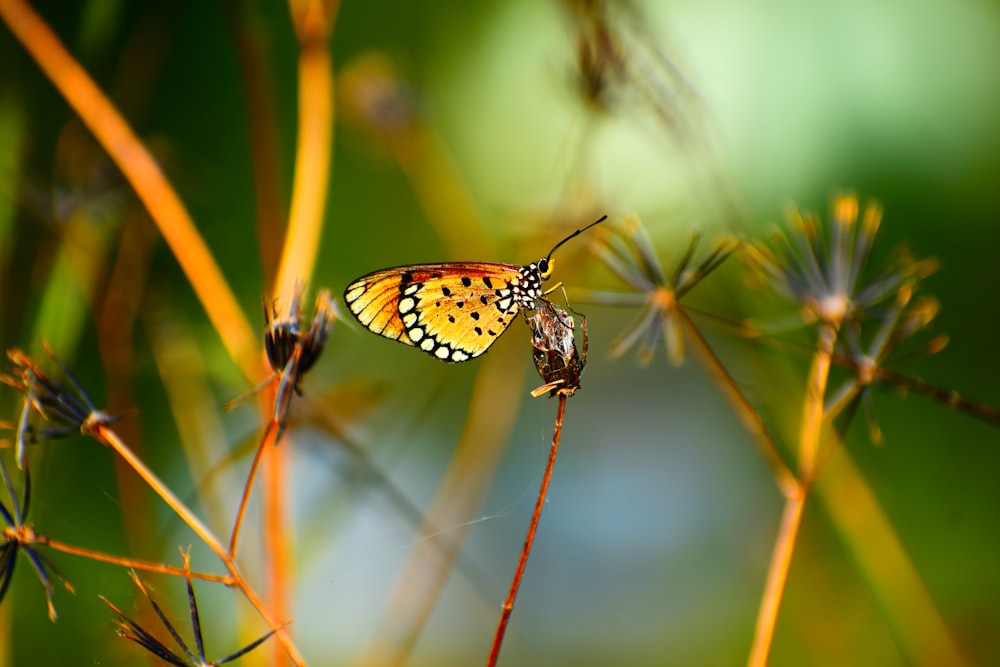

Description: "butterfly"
343 215 606 362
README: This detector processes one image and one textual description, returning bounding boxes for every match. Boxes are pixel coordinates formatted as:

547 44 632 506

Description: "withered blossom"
524 298 588 397
102 553 274 666
2 346 119 469
581 215 736 365
0 461 74 621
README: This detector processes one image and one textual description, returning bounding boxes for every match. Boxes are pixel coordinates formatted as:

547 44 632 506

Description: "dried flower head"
2 345 118 469
524 298 588 397
745 195 937 330
263 287 336 433
0 461 74 620
581 214 737 365
102 551 275 666
826 284 947 444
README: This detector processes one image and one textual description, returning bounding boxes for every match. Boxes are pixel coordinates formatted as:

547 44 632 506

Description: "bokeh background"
2 0 1000 665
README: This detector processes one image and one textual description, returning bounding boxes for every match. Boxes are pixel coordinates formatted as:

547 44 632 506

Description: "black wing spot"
471 312 480 320
487 329 497 336
461 276 472 287
448 315 456 323
456 301 464 308
441 286 452 297
479 295 489 305
483 276 493 288
475 327 483 336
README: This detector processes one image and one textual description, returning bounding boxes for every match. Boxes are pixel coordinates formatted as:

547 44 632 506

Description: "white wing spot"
345 286 365 303
408 327 424 342
399 297 416 314
435 346 450 360
402 312 417 327
497 297 513 311
420 338 435 351
452 350 469 362
404 284 419 296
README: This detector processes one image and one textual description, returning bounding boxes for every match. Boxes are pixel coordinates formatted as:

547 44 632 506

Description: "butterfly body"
343 216 606 363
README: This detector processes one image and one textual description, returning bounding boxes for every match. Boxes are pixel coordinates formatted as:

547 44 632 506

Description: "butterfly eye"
537 258 552 278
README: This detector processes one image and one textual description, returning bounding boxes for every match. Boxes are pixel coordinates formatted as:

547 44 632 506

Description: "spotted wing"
344 262 529 363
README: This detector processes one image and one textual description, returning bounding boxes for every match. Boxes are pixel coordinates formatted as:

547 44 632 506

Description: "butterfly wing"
344 262 537 362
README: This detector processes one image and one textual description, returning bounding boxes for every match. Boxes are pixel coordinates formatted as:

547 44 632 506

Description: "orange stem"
487 393 567 667
229 420 278 558
798 321 838 480
40 537 230 583
353 344 526 667
747 320 838 666
263 418 291 667
747 486 807 667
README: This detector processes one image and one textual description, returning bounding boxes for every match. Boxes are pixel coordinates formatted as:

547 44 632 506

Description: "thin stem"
747 485 807 667
747 319 839 667
487 393 567 667
40 538 231 583
799 321 838 480
678 310 797 496
870 365 1000 429
229 420 278 558
96 424 229 558
263 419 292 667
353 343 526 667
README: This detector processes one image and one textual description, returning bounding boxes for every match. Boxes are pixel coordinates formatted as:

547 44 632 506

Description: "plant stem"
799 321 838 480
747 485 806 667
353 343 526 667
747 318 838 666
679 310 797 495
487 393 567 667
229 420 278 558
41 538 231 583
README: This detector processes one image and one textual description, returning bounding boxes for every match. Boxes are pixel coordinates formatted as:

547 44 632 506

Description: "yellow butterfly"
344 216 605 362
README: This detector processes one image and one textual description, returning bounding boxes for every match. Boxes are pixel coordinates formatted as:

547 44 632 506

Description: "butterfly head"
536 214 607 282
536 256 553 280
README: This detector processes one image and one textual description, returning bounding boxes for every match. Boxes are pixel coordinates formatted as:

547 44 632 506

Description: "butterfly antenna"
545 214 608 260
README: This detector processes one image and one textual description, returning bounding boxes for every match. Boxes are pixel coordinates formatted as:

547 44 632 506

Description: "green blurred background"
2 0 1000 665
